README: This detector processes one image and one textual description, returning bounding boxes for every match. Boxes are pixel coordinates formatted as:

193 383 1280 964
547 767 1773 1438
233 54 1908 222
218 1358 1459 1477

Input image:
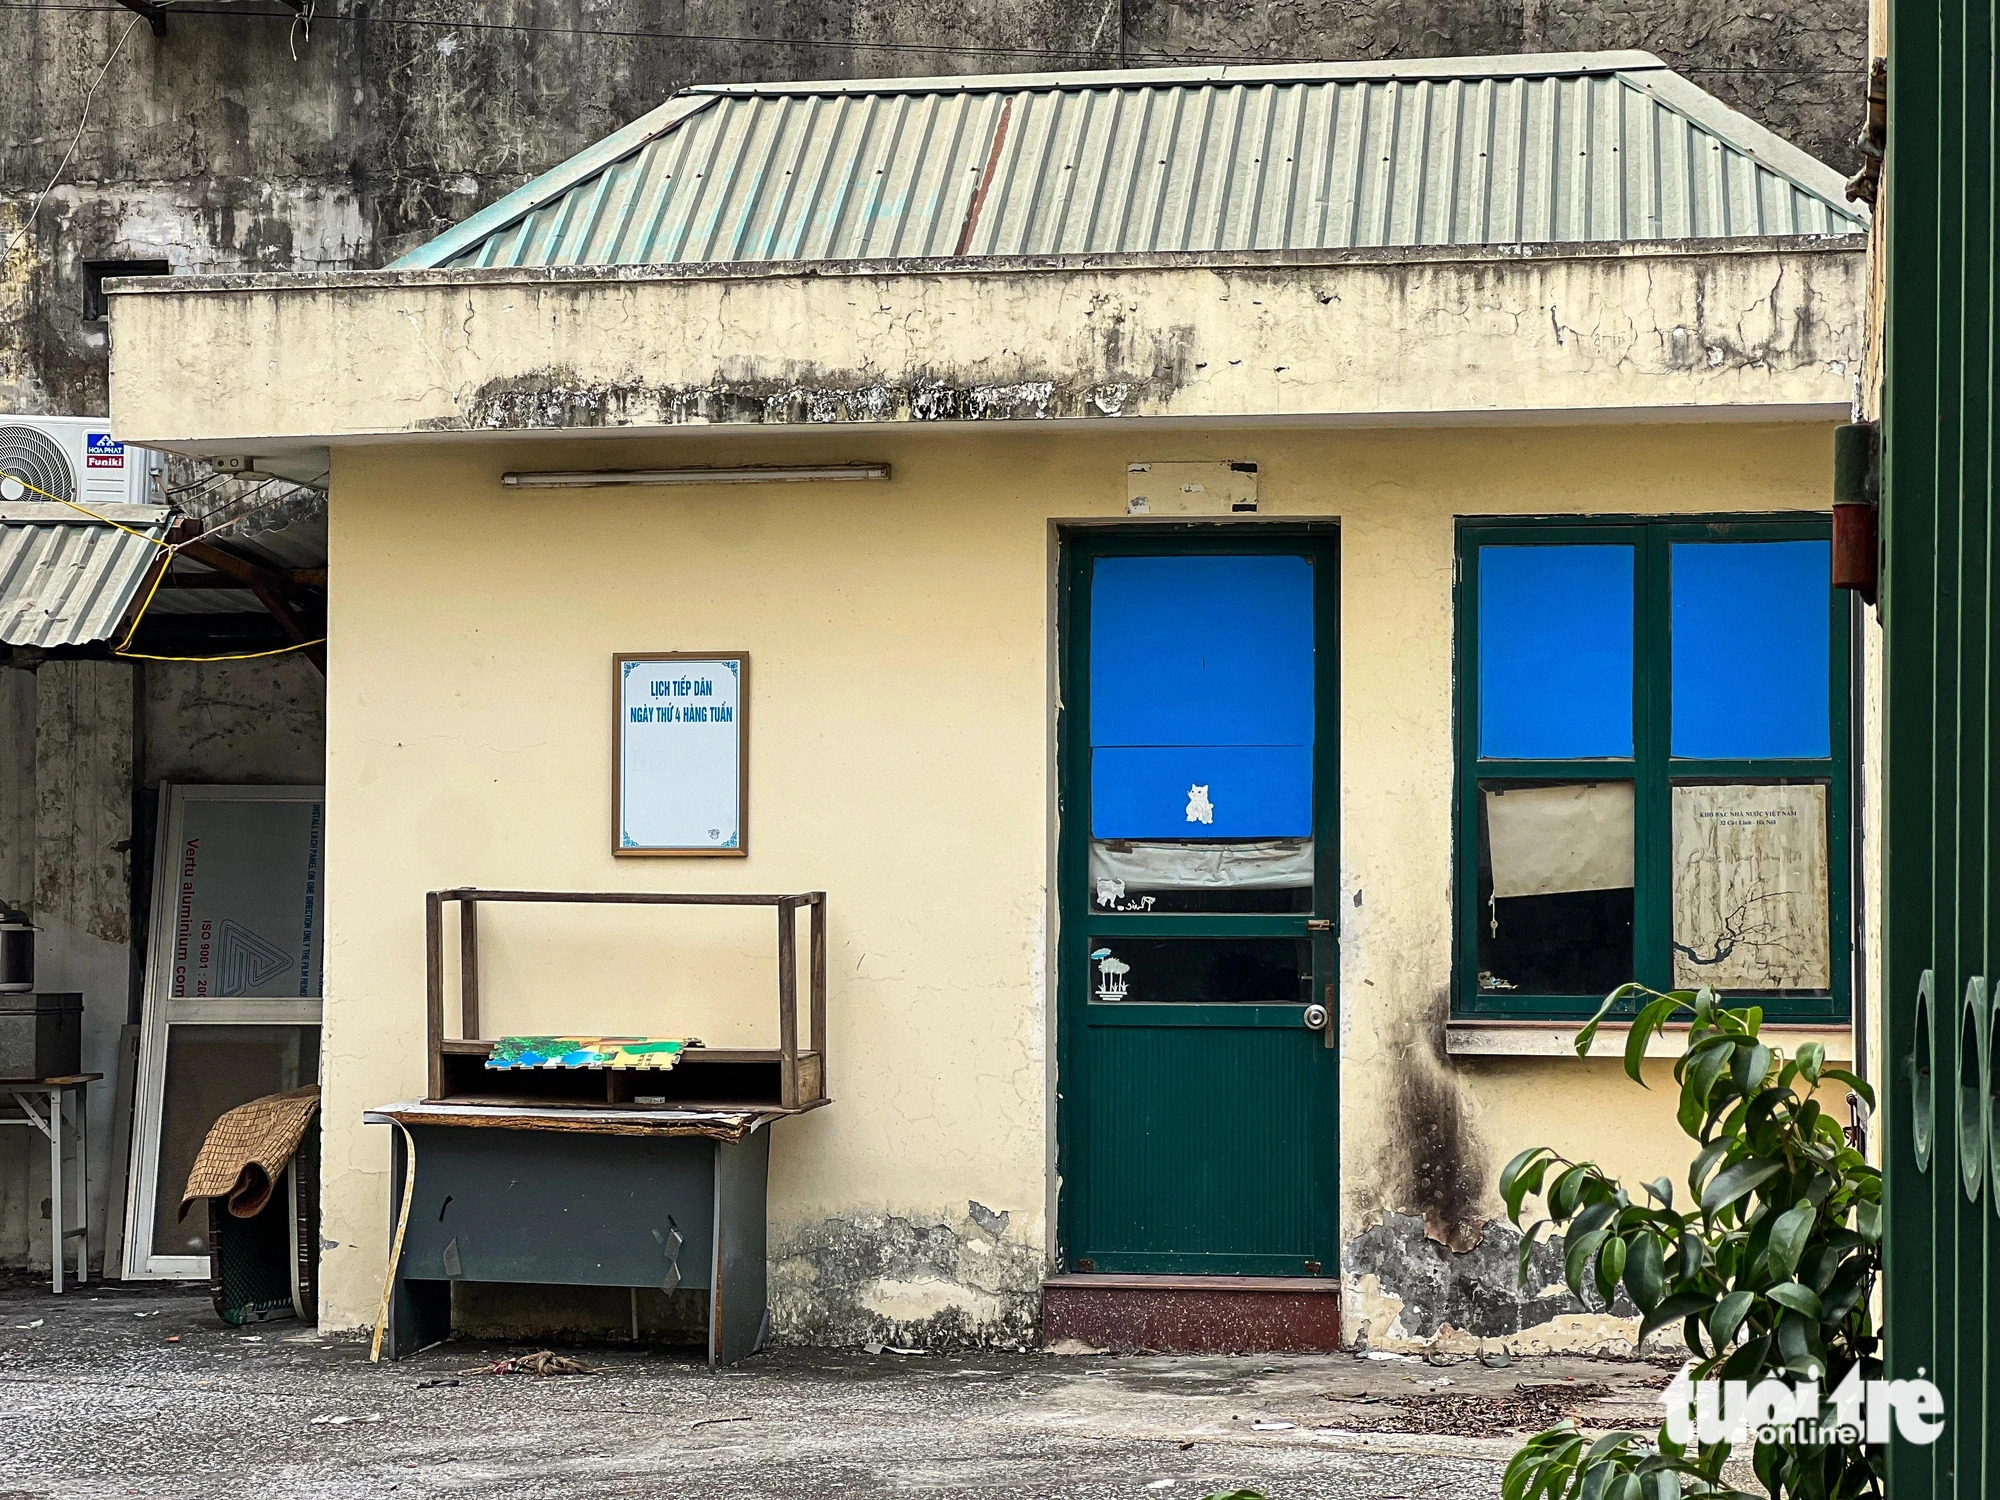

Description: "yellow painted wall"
319 418 1841 1345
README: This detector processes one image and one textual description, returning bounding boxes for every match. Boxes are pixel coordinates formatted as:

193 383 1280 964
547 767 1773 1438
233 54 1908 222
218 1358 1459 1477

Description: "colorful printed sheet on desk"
485 1036 705 1071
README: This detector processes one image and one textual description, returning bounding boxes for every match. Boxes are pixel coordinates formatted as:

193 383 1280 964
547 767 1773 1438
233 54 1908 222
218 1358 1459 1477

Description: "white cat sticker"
1186 784 1214 824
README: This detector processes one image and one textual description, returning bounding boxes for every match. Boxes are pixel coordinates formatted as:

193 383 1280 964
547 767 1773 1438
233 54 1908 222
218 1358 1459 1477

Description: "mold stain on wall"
1384 993 1491 1257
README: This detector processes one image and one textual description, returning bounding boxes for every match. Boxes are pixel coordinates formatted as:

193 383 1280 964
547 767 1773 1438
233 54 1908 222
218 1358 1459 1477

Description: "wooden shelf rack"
424 888 829 1113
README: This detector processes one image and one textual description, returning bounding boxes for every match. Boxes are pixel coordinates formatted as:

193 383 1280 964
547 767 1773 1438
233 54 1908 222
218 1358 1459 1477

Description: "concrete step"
1041 1273 1341 1354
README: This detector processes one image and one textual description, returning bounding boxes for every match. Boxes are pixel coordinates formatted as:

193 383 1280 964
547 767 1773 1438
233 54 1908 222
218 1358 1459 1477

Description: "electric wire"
164 470 231 496
176 473 295 545
0 3 1871 74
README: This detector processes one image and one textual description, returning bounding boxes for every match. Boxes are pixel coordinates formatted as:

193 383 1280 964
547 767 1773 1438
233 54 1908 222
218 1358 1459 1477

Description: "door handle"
1302 1003 1329 1029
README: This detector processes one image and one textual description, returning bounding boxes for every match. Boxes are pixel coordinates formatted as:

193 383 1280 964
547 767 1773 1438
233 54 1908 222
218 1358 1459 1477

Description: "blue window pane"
1092 746 1314 839
1478 545 1635 759
1089 555 1314 840
1090 556 1314 747
1672 541 1831 758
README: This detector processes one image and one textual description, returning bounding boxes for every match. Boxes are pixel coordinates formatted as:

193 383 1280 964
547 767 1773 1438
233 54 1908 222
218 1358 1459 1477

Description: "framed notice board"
615 652 748 856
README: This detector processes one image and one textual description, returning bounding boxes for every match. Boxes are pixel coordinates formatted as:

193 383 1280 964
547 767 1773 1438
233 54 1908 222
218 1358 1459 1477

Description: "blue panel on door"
1478 544 1635 759
1090 555 1314 748
1092 746 1314 839
1671 540 1831 758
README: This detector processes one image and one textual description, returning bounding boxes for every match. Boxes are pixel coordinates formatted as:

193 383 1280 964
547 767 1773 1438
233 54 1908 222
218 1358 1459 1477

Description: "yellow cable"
2 467 327 664
2 472 174 548
115 644 329 662
110 541 170 654
369 1120 420 1363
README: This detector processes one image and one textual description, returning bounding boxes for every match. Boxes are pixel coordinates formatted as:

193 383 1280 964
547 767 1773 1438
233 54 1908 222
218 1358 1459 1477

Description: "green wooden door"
1881 0 2000 1491
1056 529 1339 1277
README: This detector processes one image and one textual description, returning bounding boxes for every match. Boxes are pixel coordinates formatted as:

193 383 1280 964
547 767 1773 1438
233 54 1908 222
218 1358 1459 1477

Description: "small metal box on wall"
0 993 83 1079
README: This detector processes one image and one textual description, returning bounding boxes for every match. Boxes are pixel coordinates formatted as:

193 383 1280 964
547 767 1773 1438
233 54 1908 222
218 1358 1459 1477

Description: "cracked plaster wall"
308 417 1842 1347
7 0 1862 418
142 657 326 789
108 244 1866 445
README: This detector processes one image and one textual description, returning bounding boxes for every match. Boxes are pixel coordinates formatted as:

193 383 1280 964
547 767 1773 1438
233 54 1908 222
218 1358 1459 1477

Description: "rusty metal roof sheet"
0 502 168 647
393 51 1864 273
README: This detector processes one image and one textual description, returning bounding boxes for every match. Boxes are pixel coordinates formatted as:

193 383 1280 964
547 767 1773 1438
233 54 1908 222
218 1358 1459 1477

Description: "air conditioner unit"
0 415 164 509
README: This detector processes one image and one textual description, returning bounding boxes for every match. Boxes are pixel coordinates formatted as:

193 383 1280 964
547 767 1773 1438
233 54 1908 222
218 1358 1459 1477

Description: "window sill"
1444 1018 1853 1062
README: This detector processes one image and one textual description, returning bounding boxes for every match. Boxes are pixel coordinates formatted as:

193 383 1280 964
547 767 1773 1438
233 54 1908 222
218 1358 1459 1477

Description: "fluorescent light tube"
502 463 890 488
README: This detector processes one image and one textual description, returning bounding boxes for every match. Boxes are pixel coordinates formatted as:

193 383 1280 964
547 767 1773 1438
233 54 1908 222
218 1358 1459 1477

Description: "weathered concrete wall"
25 661 136 1275
4 0 1865 418
314 419 1839 1350
0 655 325 1273
0 666 38 1264
143 658 326 788
107 242 1866 448
0 668 31 915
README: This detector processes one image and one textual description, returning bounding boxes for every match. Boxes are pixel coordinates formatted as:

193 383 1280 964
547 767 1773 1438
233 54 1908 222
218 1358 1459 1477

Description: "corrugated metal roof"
0 503 168 648
148 506 327 617
394 51 1864 273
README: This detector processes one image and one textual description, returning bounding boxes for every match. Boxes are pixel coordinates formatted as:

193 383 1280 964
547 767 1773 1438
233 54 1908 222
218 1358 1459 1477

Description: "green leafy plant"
1498 984 1882 1500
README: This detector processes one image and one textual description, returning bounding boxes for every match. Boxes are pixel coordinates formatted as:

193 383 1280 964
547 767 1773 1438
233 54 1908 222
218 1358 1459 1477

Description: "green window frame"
1453 514 1851 1023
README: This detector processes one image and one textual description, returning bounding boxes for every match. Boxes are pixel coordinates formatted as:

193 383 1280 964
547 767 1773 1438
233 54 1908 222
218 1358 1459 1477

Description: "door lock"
1302 1002 1329 1029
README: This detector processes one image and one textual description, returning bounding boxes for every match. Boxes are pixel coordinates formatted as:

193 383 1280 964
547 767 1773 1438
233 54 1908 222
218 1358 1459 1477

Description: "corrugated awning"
0 501 169 648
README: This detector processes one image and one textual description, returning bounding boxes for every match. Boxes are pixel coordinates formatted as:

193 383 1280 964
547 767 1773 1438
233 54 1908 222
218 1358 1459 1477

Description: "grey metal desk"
365 1100 784 1367
0 1074 98 1292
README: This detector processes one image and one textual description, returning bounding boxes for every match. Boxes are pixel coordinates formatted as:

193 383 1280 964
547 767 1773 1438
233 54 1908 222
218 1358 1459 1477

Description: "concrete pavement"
0 1281 1674 1499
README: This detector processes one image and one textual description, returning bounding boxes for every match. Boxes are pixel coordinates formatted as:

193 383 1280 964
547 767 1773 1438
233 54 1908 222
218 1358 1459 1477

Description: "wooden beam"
459 899 480 1041
777 905 798 1110
175 540 325 673
174 540 273 589
425 891 445 1101
810 894 827 1098
158 567 323 590
157 575 255 591
254 584 325 673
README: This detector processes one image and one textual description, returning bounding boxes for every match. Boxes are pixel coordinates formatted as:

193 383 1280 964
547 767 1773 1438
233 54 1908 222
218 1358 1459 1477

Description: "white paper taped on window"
1089 838 1313 891
1483 783 1635 900
1671 782 1831 991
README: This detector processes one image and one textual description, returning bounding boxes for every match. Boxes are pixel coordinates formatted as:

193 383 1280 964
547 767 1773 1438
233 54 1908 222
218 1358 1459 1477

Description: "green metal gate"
1882 2 2000 1493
